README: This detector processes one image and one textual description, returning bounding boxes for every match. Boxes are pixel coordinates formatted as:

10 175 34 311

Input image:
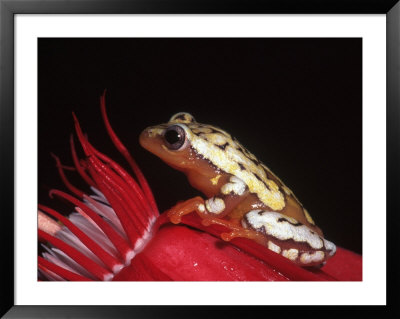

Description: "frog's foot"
202 217 267 246
167 196 206 224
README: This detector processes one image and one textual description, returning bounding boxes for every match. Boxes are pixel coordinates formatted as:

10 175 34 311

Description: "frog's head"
140 112 229 196
139 112 200 173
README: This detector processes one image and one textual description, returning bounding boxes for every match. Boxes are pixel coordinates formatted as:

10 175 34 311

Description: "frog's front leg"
167 191 247 224
167 196 206 224
167 175 248 224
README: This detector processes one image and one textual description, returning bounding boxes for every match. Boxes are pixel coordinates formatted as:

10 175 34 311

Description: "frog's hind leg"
166 196 267 246
201 216 268 246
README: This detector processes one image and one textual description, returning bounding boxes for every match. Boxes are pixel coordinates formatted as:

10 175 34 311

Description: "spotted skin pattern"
242 210 336 264
140 112 336 266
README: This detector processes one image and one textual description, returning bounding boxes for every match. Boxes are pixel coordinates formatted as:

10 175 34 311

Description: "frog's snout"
139 128 153 151
139 127 165 156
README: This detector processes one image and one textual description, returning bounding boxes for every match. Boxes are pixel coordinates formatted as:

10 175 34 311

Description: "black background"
38 38 362 254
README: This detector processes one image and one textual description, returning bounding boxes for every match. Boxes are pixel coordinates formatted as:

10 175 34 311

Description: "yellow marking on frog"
210 175 221 185
268 241 281 254
282 248 299 261
198 203 205 213
303 208 315 225
300 251 325 264
147 127 165 138
282 185 292 195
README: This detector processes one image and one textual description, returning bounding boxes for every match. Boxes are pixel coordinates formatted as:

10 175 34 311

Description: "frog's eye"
163 125 188 150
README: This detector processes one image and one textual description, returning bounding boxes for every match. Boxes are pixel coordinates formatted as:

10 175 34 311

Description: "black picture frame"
1 0 399 317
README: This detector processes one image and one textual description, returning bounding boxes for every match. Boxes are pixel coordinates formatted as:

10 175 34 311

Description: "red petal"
178 214 337 281
114 224 289 281
319 247 362 281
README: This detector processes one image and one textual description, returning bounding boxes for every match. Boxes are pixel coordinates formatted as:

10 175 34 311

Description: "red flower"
38 93 362 281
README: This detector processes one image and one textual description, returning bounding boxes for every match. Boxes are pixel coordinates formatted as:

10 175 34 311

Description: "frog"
139 112 336 266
